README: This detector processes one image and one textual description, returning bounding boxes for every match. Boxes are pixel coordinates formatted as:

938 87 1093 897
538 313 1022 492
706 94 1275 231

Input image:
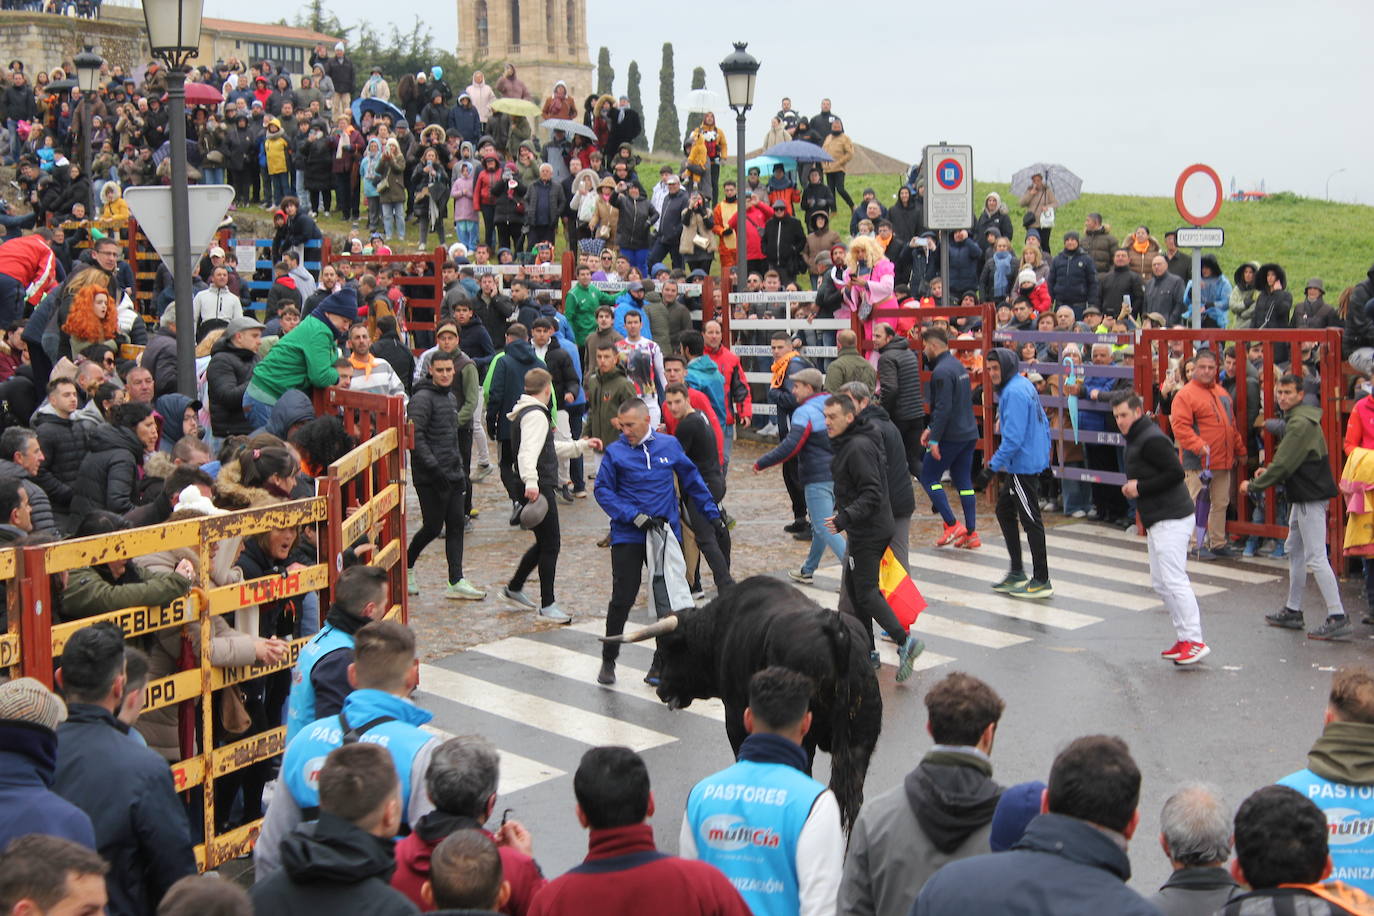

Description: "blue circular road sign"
935 158 963 190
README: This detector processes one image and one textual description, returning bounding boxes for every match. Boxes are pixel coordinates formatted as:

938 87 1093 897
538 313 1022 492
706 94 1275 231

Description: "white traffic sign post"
1174 164 1224 329
124 185 235 280
925 144 973 307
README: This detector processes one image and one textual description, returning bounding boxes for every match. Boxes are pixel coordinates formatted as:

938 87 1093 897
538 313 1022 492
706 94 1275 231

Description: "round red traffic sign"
935 158 963 190
1174 164 1223 226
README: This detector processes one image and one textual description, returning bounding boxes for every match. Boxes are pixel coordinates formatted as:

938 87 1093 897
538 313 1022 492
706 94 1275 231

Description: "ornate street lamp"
719 42 758 301
73 46 103 188
141 0 204 396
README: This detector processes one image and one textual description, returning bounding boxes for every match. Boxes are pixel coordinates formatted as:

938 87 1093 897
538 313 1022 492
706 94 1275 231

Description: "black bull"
602 575 882 830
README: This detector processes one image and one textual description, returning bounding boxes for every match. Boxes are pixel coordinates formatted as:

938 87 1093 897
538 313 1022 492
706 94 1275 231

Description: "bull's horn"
599 615 679 644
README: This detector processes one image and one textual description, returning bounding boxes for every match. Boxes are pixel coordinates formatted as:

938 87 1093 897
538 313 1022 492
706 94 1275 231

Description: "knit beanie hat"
317 287 359 323
1016 269 1037 288
0 677 67 731
990 780 1046 852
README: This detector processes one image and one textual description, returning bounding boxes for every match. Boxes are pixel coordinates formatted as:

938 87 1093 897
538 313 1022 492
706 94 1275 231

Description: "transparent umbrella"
1010 163 1083 206
681 88 725 114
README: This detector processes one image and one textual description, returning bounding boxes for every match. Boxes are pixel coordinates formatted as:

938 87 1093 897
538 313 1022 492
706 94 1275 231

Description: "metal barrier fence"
1134 327 1346 570
4 388 408 870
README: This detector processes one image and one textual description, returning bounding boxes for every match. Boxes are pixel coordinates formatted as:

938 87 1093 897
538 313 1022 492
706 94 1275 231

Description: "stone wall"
0 11 148 75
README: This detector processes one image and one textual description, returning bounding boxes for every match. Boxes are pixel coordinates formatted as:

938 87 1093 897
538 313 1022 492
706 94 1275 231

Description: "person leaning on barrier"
53 621 197 916
256 620 441 880
58 511 192 623
392 735 548 914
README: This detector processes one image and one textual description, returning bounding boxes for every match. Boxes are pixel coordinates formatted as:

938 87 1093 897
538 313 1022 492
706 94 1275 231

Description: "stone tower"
457 0 593 108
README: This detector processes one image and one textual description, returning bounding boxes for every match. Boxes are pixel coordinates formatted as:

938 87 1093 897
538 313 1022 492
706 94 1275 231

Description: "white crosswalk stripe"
903 578 1102 630
417 663 677 751
910 554 1165 611
1052 524 1282 583
420 724 566 795
470 635 726 721
804 577 1030 649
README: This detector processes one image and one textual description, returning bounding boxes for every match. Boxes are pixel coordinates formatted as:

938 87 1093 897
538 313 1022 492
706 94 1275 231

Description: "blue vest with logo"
685 758 826 916
285 624 356 743
282 688 434 823
1280 767 1374 893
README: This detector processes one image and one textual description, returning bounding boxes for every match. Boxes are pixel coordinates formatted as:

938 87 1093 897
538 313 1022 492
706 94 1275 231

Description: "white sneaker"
538 604 572 624
759 422 779 438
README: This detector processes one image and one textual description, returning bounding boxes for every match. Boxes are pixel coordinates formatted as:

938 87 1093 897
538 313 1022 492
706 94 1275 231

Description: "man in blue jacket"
0 677 96 852
1047 231 1099 318
985 348 1053 598
53 623 196 916
255 620 441 880
920 326 982 549
594 397 723 686
915 735 1158 916
752 368 844 584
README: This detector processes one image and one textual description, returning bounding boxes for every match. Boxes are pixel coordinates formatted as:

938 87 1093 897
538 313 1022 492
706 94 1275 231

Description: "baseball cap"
208 246 225 258
628 280 644 292
519 493 549 529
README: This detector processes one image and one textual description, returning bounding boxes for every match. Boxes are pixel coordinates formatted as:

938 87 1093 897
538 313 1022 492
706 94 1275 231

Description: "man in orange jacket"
1169 348 1246 558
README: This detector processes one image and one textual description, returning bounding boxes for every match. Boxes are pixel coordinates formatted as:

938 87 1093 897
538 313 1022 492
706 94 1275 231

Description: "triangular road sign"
124 185 236 279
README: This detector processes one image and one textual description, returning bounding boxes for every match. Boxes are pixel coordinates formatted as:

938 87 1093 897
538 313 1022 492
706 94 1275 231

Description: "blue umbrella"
351 97 405 124
763 140 834 162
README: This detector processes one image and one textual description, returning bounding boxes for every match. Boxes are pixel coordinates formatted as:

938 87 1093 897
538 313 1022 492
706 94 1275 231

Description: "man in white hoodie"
501 367 601 623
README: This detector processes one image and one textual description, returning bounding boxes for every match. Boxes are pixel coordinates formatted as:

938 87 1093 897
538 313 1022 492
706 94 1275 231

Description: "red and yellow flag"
879 547 926 629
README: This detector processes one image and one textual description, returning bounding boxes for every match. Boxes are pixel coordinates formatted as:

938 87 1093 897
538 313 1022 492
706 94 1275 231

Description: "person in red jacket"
728 190 772 277
392 736 547 915
702 318 751 469
1343 380 1374 622
527 746 751 916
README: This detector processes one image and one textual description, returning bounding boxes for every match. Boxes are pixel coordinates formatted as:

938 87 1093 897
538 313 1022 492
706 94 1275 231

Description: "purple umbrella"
1194 467 1213 556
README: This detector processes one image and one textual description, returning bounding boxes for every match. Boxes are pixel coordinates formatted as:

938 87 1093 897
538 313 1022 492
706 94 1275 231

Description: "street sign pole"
1192 242 1203 330
1174 164 1224 333
939 231 950 308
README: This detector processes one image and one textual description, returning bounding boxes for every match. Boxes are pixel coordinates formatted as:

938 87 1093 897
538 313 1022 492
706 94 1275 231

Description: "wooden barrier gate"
1134 327 1346 571
2 388 408 870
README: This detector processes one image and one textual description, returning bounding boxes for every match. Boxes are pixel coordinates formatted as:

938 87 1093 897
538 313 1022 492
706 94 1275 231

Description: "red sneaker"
1174 642 1211 666
1160 641 1186 660
937 522 967 547
956 530 982 549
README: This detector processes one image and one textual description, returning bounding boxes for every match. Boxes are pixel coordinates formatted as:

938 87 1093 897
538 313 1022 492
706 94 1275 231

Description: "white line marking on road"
417 664 676 751
1044 531 1280 583
469 636 725 721
421 724 565 794
803 580 1029 649
1055 525 1281 583
904 555 1162 611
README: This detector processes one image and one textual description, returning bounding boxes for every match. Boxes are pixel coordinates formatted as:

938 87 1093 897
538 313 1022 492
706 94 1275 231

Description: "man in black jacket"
250 742 418 916
372 314 416 395
763 200 805 282
206 315 263 437
53 622 196 916
664 383 732 594
1100 248 1146 318
1113 390 1208 666
873 322 925 476
1047 232 1099 317
487 325 545 511
32 376 85 522
839 380 916 574
824 393 923 683
473 273 515 351
649 174 689 270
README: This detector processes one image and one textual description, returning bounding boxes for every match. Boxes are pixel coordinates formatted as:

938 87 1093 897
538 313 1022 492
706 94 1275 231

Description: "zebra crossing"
411 520 1281 802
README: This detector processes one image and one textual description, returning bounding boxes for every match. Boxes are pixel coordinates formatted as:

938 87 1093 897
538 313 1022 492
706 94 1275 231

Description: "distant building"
455 0 592 106
199 18 342 78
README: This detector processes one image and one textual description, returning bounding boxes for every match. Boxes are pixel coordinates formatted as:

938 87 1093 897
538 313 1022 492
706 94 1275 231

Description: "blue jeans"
382 201 405 240
243 391 275 428
456 219 478 250
802 481 848 575
623 247 650 275
201 166 225 186
721 424 735 470
4 120 19 165
295 168 307 202
268 172 290 205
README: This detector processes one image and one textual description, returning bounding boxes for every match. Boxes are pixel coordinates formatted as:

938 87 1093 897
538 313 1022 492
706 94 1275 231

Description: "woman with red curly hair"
61 285 118 358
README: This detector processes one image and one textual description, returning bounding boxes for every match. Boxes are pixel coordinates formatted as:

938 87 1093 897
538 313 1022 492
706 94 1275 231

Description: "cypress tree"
627 61 647 150
684 66 706 136
596 47 614 97
652 42 680 154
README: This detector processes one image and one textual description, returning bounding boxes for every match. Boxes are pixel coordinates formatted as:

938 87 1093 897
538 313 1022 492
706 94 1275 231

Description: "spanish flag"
879 548 926 628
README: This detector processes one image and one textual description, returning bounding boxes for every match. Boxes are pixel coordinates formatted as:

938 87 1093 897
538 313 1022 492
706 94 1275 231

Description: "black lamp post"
73 46 102 201
719 42 758 299
141 0 204 397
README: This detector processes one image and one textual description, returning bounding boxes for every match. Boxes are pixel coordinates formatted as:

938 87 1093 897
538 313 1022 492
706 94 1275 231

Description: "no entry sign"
1175 164 1223 226
925 144 973 230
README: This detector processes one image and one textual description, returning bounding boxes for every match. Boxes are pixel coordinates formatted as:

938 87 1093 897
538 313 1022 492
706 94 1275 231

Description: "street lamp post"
140 0 204 397
719 42 758 303
72 46 102 210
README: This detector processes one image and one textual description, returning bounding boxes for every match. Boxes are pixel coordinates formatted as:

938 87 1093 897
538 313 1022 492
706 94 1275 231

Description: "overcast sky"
208 0 1373 203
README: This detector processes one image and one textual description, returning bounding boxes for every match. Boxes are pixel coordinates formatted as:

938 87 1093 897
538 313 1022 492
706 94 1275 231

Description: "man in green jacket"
245 288 357 427
1241 373 1349 640
825 329 877 394
564 264 620 345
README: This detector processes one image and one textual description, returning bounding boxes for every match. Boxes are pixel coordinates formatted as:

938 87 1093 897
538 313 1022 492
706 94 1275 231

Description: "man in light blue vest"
284 565 390 742
253 620 440 880
1278 667 1374 894
680 667 844 916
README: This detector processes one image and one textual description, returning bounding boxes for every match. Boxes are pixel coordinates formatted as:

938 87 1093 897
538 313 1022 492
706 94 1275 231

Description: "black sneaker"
783 518 808 534
1209 544 1236 559
596 661 616 685
1309 616 1354 641
792 528 813 542
1265 608 1305 630
558 484 575 504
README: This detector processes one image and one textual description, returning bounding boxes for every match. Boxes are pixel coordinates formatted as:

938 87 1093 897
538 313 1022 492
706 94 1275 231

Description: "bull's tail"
820 611 861 833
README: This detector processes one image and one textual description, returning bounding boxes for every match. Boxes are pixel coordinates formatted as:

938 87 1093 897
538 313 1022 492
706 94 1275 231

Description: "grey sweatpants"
1286 500 1345 618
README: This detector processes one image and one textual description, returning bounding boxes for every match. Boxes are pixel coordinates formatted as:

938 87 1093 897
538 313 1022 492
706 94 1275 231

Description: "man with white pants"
1114 390 1209 665
1241 373 1351 641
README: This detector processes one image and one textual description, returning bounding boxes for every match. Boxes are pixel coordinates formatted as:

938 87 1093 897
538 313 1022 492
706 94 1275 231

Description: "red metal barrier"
1133 327 1346 571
